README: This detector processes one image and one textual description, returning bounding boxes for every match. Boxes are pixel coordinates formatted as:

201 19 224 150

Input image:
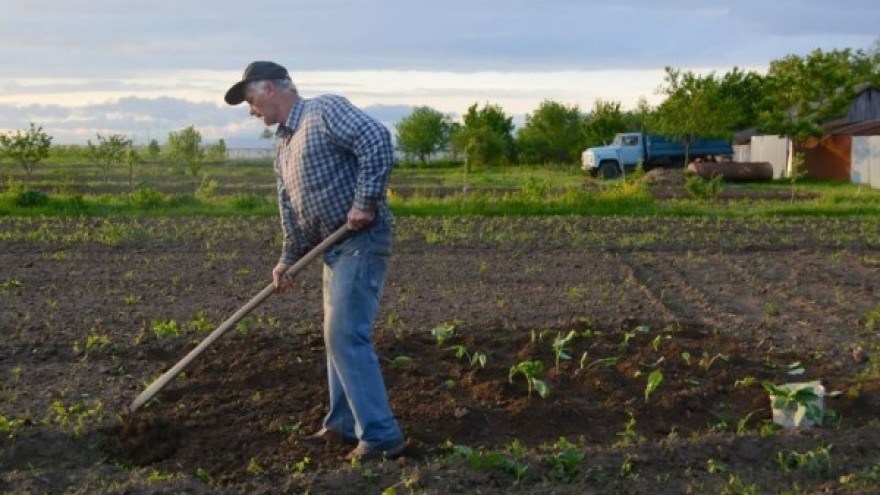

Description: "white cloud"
0 0 876 144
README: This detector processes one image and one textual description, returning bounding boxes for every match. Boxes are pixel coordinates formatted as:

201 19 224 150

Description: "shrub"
14 189 49 207
231 193 266 211
130 188 165 209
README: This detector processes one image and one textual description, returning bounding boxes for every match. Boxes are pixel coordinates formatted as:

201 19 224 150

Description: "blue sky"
0 0 876 146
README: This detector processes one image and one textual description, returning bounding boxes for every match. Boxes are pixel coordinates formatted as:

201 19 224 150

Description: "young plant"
448 345 487 369
0 414 25 439
584 356 618 370
551 330 577 372
508 359 550 398
43 399 104 437
762 381 824 426
615 412 640 446
644 370 663 402
699 352 728 371
388 355 413 368
431 323 455 346
545 437 584 483
151 319 181 338
777 445 833 478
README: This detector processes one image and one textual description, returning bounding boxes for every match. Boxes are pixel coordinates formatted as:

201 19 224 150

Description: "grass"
2 159 880 218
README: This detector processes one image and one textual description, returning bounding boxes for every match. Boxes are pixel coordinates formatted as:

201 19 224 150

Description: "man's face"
245 81 279 126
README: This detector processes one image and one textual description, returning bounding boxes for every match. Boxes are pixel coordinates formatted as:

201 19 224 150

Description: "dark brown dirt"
1 215 879 494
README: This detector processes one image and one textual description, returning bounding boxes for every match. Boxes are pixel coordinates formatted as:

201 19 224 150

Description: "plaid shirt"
274 94 393 265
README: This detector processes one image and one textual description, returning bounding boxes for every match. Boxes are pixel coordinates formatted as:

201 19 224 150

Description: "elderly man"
225 61 405 461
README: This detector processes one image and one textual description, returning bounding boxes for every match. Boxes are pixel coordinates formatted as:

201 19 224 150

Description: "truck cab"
581 132 644 179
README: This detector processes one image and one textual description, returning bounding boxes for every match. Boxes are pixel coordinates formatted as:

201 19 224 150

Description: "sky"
0 0 877 147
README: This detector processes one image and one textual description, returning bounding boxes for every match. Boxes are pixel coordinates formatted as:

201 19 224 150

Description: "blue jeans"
320 221 403 449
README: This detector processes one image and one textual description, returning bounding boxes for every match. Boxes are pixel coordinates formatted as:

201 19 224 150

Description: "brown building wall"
804 134 851 181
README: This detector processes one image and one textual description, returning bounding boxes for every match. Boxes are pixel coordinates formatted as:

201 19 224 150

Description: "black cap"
224 61 290 105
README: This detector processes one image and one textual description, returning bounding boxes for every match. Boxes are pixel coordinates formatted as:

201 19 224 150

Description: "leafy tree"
146 139 161 162
124 147 141 192
87 133 132 183
0 122 53 184
760 48 879 141
624 97 654 132
165 125 204 187
452 103 515 169
717 68 767 132
205 139 227 164
515 100 584 164
581 99 629 149
651 67 738 165
395 106 452 165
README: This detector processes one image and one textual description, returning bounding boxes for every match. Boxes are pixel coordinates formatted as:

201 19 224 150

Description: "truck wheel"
599 162 621 179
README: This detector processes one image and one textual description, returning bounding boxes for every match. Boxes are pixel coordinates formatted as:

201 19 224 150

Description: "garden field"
2 212 880 494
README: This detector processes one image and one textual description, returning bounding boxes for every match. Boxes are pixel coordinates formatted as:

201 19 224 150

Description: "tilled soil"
1 215 879 494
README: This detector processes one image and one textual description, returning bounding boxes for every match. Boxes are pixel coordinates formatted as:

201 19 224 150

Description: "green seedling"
509 359 550 398
196 468 214 483
388 355 413 368
0 414 25 438
448 345 486 369
762 381 823 425
777 445 833 478
707 458 726 474
187 310 213 333
151 319 180 338
235 316 254 334
698 352 728 371
545 437 584 483
736 410 761 435
651 334 671 351
551 330 577 372
584 356 618 370
615 412 640 447
43 399 104 437
246 457 264 476
681 351 692 365
734 376 757 388
644 370 663 402
0 278 23 291
430 323 455 346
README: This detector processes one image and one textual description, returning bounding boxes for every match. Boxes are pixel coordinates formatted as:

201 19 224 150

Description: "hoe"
127 225 350 414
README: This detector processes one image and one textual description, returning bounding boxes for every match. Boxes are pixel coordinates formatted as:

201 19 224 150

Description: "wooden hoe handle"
127 225 350 413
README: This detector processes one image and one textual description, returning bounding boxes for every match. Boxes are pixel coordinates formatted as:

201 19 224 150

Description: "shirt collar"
277 97 306 137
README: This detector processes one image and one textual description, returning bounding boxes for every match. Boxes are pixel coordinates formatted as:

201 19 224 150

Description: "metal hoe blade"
127 225 350 413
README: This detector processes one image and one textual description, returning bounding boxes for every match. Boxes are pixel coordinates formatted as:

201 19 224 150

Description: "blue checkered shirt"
274 94 393 265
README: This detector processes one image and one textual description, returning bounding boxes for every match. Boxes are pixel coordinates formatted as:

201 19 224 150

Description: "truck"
581 132 733 179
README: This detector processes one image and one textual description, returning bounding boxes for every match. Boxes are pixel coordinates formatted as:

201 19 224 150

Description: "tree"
581 99 629 149
124 147 141 192
452 103 515 169
0 122 53 184
717 67 767 132
165 125 204 187
515 100 584 164
205 139 228 164
395 106 451 165
146 139 161 162
87 133 132 183
759 48 879 141
651 67 738 166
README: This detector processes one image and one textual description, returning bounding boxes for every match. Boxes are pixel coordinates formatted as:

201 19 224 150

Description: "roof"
823 119 880 136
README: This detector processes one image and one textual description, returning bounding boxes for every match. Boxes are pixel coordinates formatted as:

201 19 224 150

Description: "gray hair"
246 78 297 96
